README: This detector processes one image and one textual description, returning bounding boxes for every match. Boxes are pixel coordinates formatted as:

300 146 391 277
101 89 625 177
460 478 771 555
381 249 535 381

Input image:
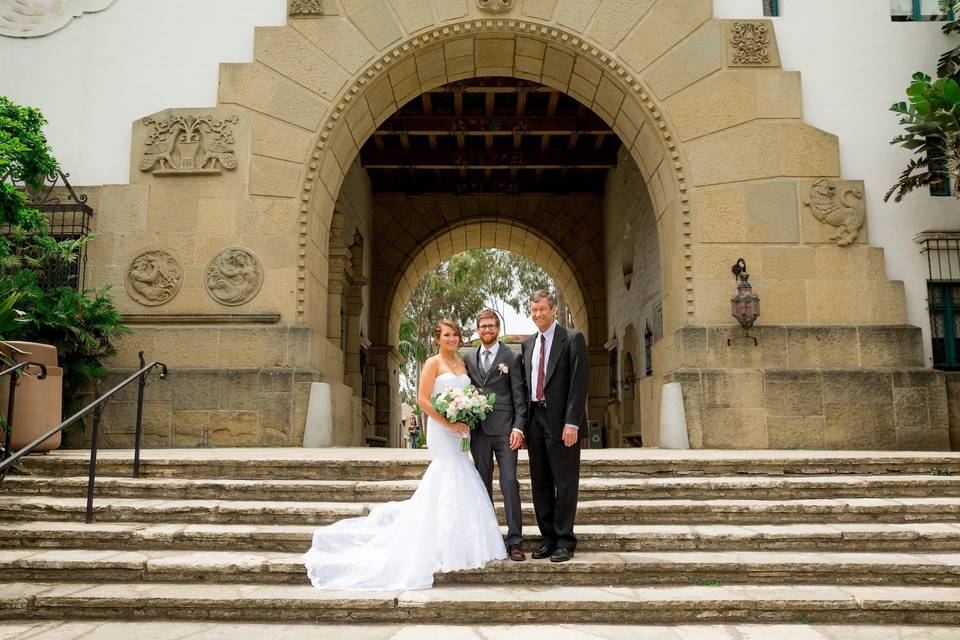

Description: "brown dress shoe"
508 544 526 562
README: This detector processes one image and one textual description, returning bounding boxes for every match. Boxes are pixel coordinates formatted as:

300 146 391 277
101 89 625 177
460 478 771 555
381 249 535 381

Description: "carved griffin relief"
0 0 115 38
125 250 182 306
477 0 514 13
205 248 263 306
803 179 865 247
139 114 239 175
730 22 771 66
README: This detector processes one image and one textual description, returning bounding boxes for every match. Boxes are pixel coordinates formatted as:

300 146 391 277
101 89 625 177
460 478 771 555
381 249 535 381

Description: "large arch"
109 2 941 450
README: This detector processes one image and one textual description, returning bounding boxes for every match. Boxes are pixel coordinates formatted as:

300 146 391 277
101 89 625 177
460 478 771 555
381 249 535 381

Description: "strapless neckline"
436 372 469 380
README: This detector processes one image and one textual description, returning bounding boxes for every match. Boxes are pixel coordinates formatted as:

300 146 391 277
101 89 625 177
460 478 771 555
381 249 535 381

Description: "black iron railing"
0 352 167 523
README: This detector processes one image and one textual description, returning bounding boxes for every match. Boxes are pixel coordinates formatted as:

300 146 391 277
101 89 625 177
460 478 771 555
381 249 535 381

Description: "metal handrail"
0 360 48 471
0 351 167 523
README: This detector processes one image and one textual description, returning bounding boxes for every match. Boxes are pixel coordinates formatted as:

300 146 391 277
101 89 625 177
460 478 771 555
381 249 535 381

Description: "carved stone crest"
803 178 865 247
0 0 116 38
477 0 514 13
139 114 239 175
288 0 325 16
730 22 771 66
205 248 263 306
125 250 182 306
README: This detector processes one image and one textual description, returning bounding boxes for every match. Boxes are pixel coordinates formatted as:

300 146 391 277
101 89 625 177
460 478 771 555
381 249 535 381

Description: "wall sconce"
621 374 637 392
729 257 760 346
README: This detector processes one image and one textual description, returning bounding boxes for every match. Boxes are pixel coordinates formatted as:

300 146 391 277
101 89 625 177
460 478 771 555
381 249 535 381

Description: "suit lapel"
543 325 566 389
523 335 534 389
464 348 478 383
483 344 507 385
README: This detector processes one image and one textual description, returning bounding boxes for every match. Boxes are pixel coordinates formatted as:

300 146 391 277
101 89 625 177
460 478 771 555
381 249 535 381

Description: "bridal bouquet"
432 385 496 452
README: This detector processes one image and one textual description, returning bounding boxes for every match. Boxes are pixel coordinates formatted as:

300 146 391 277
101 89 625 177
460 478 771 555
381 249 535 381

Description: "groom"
464 309 527 561
522 289 588 563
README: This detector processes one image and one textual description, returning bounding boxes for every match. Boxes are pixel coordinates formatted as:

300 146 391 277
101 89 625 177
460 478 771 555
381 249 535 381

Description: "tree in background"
398 249 554 405
886 1 960 201
0 97 127 414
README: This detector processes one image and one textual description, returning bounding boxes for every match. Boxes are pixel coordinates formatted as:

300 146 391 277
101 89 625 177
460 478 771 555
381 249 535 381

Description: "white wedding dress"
303 372 507 590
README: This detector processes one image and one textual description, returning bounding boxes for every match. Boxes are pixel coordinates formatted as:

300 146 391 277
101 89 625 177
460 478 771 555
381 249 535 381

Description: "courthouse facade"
0 0 956 450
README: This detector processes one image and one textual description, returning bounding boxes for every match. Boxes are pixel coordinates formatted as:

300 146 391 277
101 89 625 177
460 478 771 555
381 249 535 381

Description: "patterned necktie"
481 349 491 376
536 333 546 401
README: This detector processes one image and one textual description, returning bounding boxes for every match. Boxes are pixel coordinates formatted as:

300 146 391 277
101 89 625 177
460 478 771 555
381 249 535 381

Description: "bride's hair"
434 318 463 350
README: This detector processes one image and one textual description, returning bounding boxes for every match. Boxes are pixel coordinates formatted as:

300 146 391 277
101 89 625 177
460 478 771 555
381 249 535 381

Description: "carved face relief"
0 0 116 38
477 0 514 13
204 248 264 306
125 250 182 306
730 22 771 66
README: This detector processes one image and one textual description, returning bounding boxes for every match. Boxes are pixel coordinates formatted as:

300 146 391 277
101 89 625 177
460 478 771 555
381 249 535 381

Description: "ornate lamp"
730 258 760 345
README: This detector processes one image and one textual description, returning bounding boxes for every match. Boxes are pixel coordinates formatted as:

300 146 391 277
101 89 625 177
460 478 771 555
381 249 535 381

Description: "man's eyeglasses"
478 324 498 330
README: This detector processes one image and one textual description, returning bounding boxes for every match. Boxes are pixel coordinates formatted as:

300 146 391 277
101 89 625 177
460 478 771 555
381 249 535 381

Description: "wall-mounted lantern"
729 258 760 345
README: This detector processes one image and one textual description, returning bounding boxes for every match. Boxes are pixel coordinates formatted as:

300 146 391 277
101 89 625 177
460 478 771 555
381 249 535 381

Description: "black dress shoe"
531 543 556 559
550 548 574 563
508 544 526 561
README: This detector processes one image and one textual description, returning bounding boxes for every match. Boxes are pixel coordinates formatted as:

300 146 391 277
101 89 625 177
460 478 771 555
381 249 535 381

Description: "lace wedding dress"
303 372 507 590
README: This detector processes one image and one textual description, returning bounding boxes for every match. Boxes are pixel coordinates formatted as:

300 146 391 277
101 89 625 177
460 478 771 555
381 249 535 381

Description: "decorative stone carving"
125 250 182 306
730 21 771 66
139 114 239 175
288 0 325 16
477 0 513 13
205 248 264 306
0 0 115 38
803 178 865 247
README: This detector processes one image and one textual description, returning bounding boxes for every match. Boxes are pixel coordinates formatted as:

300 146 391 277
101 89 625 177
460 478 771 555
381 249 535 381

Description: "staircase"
3 448 960 636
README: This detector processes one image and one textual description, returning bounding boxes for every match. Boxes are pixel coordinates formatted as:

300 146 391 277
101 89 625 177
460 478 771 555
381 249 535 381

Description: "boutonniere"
498 363 509 374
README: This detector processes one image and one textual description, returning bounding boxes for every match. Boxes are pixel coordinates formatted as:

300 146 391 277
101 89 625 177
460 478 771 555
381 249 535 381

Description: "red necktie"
536 333 545 401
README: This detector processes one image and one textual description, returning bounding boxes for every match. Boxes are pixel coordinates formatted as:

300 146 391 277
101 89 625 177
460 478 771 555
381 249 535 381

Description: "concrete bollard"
302 382 333 447
659 382 689 449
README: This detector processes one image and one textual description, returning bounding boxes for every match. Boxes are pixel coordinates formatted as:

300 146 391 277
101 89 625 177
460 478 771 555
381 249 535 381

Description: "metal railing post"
133 351 146 479
1 369 17 465
85 380 103 524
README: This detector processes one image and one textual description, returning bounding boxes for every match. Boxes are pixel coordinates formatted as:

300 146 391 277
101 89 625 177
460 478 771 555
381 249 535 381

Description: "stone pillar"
369 346 401 447
587 346 609 446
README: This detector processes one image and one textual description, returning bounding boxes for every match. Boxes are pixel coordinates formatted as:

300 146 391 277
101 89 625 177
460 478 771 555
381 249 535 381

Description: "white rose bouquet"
432 385 496 452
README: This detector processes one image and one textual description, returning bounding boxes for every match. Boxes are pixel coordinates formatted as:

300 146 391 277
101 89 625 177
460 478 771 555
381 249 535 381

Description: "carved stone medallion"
125 250 182 306
288 0 325 16
139 114 239 176
0 0 115 38
730 21 771 66
477 0 514 13
205 248 264 306
802 178 866 247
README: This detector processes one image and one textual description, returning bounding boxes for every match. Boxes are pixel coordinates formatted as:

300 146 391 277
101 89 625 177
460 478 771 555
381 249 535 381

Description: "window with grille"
762 0 779 16
891 0 954 21
929 283 960 369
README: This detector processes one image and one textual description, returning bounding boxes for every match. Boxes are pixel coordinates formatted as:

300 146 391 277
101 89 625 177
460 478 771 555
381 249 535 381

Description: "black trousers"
526 404 580 551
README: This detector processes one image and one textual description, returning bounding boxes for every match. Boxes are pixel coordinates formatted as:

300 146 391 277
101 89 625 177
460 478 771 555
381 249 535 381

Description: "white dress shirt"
529 321 578 431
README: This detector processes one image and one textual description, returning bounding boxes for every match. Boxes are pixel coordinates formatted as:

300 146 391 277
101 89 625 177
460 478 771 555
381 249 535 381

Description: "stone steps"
4 548 960 587
9 622 960 640
16 448 960 480
5 521 960 553
3 581 960 625
3 495 960 525
7 473 960 501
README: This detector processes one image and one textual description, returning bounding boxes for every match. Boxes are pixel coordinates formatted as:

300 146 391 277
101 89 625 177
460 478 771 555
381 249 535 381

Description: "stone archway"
109 1 948 450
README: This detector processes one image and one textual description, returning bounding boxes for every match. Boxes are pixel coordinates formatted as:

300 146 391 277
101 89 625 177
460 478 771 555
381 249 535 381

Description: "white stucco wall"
0 0 286 186
716 0 956 366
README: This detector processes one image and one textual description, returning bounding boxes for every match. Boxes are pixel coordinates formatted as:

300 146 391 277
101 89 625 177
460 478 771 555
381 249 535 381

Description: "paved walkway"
4 622 960 640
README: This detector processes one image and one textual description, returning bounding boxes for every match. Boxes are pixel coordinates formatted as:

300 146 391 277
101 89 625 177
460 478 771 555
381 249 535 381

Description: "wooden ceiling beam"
361 149 617 169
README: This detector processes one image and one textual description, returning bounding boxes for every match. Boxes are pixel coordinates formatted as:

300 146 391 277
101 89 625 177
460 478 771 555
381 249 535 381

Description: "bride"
303 318 507 590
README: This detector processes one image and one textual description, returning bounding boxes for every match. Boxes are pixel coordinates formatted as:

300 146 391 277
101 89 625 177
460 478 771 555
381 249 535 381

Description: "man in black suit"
464 309 528 561
521 289 588 563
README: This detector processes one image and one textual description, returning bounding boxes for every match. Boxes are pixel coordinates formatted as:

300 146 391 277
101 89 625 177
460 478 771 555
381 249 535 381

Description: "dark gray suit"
521 323 588 552
465 342 527 546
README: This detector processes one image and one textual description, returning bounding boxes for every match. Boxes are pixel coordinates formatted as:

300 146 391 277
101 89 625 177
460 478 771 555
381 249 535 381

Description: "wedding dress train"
303 372 507 590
